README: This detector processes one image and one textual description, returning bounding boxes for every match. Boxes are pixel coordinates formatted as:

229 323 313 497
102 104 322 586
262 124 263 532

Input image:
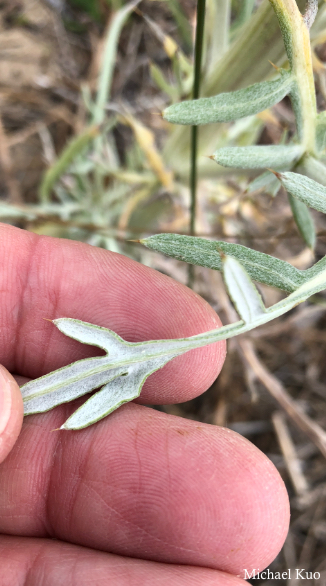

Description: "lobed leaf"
162 72 294 126
22 319 182 429
212 144 303 169
61 357 174 430
222 255 266 323
141 233 306 292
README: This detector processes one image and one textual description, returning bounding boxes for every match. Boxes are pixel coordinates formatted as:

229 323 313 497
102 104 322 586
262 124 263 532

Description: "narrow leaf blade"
53 318 128 354
212 145 303 170
288 193 316 250
277 171 326 214
163 72 294 126
222 255 266 323
141 233 305 292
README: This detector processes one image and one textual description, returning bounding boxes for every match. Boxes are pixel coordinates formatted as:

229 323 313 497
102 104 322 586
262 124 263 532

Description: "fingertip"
0 365 24 464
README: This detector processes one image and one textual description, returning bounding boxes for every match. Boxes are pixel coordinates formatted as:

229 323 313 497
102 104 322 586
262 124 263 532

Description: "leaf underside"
21 319 180 430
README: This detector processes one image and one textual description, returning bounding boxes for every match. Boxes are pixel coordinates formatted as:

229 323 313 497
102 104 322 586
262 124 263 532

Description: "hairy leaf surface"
277 171 326 214
163 72 294 125
141 233 306 292
212 145 303 169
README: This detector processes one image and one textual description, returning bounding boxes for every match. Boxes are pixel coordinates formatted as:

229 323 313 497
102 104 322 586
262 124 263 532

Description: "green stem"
190 0 206 237
269 0 317 152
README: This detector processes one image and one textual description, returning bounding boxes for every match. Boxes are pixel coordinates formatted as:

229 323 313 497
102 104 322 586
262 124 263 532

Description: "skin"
0 223 290 585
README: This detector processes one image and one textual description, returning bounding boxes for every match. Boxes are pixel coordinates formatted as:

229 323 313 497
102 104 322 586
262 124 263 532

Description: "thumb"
0 365 23 464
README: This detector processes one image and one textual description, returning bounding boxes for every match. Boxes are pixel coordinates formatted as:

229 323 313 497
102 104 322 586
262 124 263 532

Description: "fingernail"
0 366 12 435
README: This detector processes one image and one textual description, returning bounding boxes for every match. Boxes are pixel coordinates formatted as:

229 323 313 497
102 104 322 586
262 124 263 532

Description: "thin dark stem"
190 125 198 236
190 0 206 237
189 0 206 286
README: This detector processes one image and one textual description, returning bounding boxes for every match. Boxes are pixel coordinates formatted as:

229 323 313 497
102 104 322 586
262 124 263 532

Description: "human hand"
0 224 289 585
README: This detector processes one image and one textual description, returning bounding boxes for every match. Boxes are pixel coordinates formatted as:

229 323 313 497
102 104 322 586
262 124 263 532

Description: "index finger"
0 224 225 404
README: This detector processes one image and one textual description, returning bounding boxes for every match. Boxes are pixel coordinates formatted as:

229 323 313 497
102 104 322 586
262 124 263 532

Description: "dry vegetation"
1 0 326 582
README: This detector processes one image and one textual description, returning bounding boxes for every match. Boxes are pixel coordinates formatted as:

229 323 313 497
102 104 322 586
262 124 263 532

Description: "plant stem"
269 0 317 152
190 0 206 237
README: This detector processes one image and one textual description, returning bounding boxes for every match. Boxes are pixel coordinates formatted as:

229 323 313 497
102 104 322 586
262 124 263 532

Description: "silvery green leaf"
212 145 303 170
61 357 171 430
276 171 326 214
163 72 294 126
21 319 182 429
287 193 316 250
141 233 306 292
222 255 266 323
247 171 281 197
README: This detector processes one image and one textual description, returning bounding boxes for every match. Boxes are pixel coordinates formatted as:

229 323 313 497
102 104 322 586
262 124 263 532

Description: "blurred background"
1 0 326 582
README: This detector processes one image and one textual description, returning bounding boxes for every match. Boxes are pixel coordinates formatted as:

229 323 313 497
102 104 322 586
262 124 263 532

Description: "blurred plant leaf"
163 72 294 125
247 171 281 196
316 111 326 151
212 144 303 169
122 114 173 189
92 0 140 125
39 125 100 202
299 155 326 186
287 193 316 250
166 0 192 49
149 62 178 101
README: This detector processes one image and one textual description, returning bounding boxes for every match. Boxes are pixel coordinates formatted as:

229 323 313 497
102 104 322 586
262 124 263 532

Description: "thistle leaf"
212 145 303 170
141 233 306 292
276 171 326 214
287 193 316 250
222 255 266 323
163 72 294 126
